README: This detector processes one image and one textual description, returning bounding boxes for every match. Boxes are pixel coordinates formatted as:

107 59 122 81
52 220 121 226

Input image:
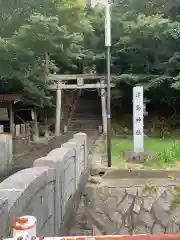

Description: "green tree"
85 0 180 112
0 0 93 106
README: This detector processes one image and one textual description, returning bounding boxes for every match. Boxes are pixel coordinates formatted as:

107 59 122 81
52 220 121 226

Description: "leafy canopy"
85 0 180 110
0 0 92 106
1 0 180 111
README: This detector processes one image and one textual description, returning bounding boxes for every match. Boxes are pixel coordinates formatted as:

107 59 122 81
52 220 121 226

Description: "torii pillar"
55 86 62 136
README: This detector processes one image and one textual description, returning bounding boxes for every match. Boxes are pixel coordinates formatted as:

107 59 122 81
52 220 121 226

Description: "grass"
111 137 180 169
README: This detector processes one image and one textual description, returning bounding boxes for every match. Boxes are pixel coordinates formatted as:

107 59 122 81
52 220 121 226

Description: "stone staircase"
68 91 102 132
62 90 76 128
69 118 101 131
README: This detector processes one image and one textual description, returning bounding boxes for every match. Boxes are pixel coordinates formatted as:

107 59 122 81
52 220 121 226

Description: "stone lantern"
143 98 151 116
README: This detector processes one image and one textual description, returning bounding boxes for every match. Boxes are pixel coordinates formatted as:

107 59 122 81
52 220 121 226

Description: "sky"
90 0 107 7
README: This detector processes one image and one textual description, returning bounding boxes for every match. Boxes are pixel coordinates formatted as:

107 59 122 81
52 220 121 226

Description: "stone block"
111 212 123 228
153 201 169 227
157 189 172 212
92 225 102 235
0 197 8 238
102 197 117 217
133 197 142 214
138 210 154 229
119 226 129 235
126 187 138 196
133 225 150 234
90 166 102 176
0 134 12 173
85 207 116 234
140 186 166 198
81 169 180 236
143 196 155 211
100 186 110 202
117 194 134 215
152 223 165 234
39 216 54 237
123 149 155 163
166 222 179 233
169 205 180 225
109 187 125 199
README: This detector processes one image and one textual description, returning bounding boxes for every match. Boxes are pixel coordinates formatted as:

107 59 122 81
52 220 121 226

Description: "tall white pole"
105 1 112 167
133 86 144 152
105 2 111 47
101 80 107 133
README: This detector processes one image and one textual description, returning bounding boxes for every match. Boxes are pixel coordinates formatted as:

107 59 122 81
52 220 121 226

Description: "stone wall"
0 132 88 238
84 169 180 235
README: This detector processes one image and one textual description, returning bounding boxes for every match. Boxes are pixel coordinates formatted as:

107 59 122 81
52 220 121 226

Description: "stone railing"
0 133 88 239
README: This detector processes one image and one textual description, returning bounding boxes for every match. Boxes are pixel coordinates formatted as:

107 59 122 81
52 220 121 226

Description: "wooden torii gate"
48 74 115 136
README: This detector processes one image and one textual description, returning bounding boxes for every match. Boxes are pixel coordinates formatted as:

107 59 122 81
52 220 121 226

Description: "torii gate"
48 74 115 136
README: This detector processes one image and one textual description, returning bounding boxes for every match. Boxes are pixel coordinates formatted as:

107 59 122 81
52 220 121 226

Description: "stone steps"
68 119 101 131
66 93 101 131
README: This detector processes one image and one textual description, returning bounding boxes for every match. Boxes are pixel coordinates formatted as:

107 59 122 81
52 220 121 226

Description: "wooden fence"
13 123 32 154
14 123 31 137
0 122 39 154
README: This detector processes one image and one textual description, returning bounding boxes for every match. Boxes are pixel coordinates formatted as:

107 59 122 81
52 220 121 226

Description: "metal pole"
105 1 112 167
106 46 111 167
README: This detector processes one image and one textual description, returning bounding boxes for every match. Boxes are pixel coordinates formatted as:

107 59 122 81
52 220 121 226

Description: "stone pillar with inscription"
133 86 144 152
123 86 153 163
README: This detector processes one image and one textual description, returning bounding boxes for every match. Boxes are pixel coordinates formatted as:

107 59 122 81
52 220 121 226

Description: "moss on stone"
174 185 180 191
143 185 157 194
88 177 101 184
171 185 180 210
7 219 12 235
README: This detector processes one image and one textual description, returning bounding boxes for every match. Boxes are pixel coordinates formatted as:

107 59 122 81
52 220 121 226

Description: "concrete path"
0 131 98 182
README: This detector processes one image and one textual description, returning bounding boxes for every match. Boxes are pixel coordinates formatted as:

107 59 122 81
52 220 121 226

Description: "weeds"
112 138 180 169
155 142 180 165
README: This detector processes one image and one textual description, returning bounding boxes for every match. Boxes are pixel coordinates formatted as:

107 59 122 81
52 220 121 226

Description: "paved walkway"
13 133 74 170
0 131 98 182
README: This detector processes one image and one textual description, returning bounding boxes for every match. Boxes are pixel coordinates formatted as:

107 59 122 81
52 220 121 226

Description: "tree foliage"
85 0 180 112
0 0 92 106
1 0 180 112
